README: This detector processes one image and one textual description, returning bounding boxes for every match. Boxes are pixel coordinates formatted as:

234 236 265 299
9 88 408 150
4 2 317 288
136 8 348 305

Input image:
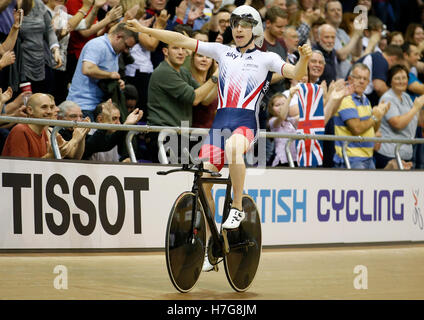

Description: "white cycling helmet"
230 5 264 48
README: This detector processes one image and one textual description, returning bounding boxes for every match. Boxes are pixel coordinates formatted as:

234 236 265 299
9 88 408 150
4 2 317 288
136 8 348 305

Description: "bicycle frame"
190 170 232 259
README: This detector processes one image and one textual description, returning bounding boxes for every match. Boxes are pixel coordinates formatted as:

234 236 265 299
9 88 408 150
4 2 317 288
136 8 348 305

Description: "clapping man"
333 63 390 169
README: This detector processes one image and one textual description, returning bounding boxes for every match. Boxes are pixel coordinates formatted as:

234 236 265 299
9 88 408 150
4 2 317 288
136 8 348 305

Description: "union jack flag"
295 83 325 167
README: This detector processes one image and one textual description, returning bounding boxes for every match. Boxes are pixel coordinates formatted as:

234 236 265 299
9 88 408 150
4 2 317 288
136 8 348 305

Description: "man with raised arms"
126 5 312 271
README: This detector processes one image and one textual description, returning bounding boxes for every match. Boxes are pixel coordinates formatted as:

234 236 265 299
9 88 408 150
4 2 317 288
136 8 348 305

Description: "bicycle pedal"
224 227 240 232
213 264 219 272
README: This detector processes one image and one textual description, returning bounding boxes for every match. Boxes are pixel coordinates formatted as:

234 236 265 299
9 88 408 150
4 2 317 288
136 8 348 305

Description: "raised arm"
345 100 390 135
280 44 312 80
326 80 353 118
193 69 219 106
0 9 21 54
43 6 62 68
336 29 363 62
82 0 104 28
66 0 94 32
64 120 91 159
274 87 299 129
78 5 123 38
138 10 170 52
126 19 198 52
387 94 424 130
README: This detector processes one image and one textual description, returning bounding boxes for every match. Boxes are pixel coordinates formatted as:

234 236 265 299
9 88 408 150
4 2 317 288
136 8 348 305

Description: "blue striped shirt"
333 93 375 164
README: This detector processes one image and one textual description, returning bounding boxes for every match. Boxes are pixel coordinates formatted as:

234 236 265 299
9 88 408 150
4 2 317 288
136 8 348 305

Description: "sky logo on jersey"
226 52 239 60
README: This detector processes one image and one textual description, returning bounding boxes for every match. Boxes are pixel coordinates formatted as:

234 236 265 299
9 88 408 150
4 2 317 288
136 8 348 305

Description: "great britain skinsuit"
195 40 287 170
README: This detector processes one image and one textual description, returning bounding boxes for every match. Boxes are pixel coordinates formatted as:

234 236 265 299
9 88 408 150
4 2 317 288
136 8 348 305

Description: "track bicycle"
157 158 262 293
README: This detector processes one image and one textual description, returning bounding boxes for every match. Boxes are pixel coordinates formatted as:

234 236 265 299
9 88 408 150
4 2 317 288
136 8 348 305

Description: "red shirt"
66 0 97 58
192 97 218 129
2 124 48 158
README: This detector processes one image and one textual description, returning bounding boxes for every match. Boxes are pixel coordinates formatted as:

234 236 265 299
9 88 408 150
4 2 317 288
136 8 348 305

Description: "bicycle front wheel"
223 194 262 292
165 191 206 293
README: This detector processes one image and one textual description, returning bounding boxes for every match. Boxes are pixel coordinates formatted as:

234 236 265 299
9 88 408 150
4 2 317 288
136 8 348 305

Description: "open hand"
175 0 188 20
289 86 299 97
124 4 139 21
12 105 28 117
124 108 143 125
139 14 155 27
0 50 16 69
100 98 115 123
13 9 23 28
188 6 203 23
73 117 91 139
106 5 123 23
329 79 353 102
154 9 170 29
373 100 390 120
211 0 222 10
413 94 424 111
52 48 63 68
0 86 13 104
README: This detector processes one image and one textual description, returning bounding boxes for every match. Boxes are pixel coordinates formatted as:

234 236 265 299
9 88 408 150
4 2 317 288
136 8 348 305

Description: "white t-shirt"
46 6 87 71
125 44 154 76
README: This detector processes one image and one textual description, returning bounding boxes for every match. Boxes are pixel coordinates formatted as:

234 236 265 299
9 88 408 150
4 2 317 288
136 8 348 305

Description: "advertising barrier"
1 158 423 250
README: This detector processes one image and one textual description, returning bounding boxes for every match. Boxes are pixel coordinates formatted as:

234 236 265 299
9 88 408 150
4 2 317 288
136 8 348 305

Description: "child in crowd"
267 87 299 167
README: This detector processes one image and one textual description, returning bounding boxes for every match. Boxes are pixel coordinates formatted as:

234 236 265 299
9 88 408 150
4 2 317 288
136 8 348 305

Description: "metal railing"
1 115 424 170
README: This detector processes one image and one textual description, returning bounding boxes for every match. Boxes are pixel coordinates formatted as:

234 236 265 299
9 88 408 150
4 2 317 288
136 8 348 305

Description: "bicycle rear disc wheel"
165 192 206 293
223 194 262 292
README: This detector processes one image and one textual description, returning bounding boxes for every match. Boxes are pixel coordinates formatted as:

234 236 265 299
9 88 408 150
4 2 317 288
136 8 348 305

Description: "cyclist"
126 5 311 271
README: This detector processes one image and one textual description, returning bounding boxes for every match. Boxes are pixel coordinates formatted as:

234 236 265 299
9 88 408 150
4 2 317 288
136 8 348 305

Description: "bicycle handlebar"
157 148 222 177
157 164 222 177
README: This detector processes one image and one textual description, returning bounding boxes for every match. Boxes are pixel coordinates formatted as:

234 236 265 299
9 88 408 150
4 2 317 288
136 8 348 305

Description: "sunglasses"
229 14 258 29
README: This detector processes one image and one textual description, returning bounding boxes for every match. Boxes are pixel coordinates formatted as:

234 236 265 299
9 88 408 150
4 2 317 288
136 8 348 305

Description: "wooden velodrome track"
1 243 423 300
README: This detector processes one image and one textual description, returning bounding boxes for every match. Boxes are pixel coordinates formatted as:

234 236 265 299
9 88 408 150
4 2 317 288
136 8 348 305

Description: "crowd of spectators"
1 0 424 170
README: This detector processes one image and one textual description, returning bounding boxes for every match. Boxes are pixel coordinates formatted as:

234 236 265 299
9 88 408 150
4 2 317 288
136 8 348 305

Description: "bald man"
1 93 56 158
313 23 338 84
312 24 340 168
